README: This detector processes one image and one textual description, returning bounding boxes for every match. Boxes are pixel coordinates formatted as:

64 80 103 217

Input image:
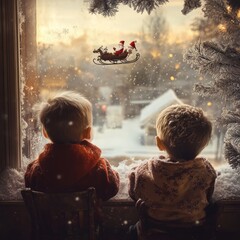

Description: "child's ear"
42 127 49 139
82 127 92 141
156 136 166 151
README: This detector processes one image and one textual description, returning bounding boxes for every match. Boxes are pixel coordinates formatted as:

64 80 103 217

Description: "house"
126 86 160 117
140 89 182 145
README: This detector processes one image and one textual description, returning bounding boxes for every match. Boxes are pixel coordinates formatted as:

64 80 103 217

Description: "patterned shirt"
128 156 217 223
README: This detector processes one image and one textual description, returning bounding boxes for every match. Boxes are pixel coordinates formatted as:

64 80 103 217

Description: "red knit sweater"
25 140 119 201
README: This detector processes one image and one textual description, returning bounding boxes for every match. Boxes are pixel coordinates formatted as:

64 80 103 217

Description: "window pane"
21 0 224 185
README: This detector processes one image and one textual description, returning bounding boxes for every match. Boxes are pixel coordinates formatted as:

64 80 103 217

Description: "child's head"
156 104 212 160
39 91 92 143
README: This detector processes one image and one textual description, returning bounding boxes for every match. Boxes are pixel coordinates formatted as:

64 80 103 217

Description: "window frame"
0 0 21 172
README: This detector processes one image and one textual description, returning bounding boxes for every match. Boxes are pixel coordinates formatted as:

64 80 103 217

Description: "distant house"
126 87 160 117
140 89 182 145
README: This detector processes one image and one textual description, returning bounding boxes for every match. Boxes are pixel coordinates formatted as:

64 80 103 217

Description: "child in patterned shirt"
128 104 217 235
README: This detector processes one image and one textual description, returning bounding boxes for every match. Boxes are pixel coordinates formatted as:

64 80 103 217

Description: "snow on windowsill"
0 156 240 201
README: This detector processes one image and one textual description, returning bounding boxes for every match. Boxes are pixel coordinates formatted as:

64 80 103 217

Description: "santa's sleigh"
93 46 140 65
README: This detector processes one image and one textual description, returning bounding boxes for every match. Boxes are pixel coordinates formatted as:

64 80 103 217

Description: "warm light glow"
207 102 212 107
170 76 175 81
199 76 203 81
237 10 240 19
226 5 232 14
101 104 107 112
168 53 173 58
218 24 227 32
175 63 180 69
151 51 161 58
167 32 196 45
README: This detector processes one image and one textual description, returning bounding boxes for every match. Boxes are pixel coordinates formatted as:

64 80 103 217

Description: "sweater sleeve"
128 171 137 201
94 158 120 201
204 159 217 203
24 159 44 191
128 163 145 202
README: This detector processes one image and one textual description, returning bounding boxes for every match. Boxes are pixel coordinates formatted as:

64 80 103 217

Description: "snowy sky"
37 0 203 46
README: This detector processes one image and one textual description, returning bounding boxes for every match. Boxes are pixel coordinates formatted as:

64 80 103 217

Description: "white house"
140 89 182 145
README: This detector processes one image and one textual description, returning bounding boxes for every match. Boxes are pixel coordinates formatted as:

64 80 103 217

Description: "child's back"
25 91 119 201
129 104 216 224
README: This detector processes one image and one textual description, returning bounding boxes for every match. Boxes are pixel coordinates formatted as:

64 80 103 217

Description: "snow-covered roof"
140 89 182 127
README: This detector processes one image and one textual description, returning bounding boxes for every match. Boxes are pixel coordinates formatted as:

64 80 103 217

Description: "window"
20 0 224 170
0 0 226 200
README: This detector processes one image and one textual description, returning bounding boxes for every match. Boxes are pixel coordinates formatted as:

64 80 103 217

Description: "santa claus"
113 40 125 56
127 41 137 54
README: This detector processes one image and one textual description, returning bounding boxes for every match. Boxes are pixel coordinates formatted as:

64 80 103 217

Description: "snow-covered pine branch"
185 1 240 169
225 141 240 169
184 41 240 78
224 123 240 168
203 0 233 23
221 110 240 125
182 0 201 15
215 78 240 100
88 0 119 17
193 84 220 96
204 0 240 47
88 0 202 16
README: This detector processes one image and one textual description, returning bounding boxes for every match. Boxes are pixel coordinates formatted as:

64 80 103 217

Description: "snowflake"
62 28 69 35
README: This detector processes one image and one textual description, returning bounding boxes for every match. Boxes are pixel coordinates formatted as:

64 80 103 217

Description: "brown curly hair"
156 104 212 160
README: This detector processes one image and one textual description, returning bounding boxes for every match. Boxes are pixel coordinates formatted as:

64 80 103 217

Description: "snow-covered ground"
93 117 158 160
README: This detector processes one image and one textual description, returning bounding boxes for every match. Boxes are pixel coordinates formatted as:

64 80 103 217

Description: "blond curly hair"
39 91 92 143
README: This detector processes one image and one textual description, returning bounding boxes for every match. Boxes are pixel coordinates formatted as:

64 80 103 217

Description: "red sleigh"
93 46 140 65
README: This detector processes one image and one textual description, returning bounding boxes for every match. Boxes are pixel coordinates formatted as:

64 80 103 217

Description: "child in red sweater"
25 91 119 201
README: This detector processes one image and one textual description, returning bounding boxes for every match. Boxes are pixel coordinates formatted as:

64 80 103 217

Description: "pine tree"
184 0 240 169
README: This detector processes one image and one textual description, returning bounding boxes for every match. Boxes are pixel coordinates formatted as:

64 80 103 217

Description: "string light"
218 24 227 32
170 76 175 81
207 102 212 107
175 63 180 69
226 5 232 13
237 10 240 19
151 51 161 58
168 53 173 58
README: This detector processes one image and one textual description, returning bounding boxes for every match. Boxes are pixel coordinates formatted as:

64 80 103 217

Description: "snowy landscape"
93 117 219 163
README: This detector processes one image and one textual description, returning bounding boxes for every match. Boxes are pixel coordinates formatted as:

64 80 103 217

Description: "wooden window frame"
0 0 21 172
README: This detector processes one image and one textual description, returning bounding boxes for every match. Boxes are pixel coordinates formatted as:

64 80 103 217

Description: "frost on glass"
1 0 237 200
